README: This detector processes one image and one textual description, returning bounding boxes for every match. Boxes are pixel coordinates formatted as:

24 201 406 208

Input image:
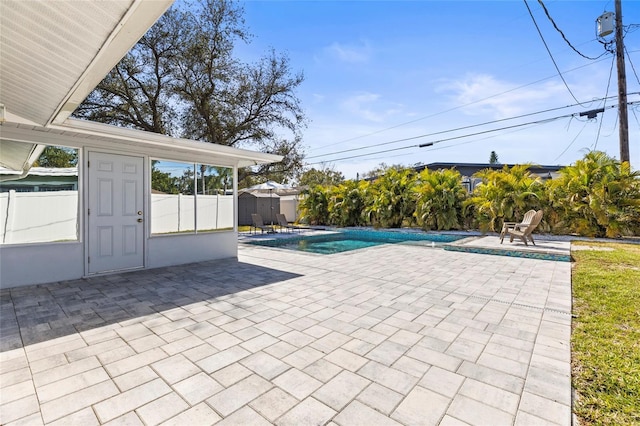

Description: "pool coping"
240 229 574 262
241 228 466 254
442 235 573 262
443 242 573 262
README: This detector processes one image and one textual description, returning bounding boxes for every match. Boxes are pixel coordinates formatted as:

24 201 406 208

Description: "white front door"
88 152 144 274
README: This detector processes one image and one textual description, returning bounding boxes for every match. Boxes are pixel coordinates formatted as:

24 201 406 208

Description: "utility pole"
615 0 630 163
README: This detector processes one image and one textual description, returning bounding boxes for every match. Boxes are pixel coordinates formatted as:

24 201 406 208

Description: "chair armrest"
501 222 518 231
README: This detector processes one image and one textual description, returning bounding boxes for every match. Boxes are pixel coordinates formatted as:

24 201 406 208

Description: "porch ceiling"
0 0 173 127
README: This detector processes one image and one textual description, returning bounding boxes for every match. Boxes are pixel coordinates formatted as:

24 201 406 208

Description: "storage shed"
238 191 280 226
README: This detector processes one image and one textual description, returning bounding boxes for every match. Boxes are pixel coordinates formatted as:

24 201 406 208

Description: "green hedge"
298 151 640 238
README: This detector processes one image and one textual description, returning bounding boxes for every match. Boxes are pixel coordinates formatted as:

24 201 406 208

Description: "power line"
426 121 546 153
523 0 590 106
306 104 572 160
626 46 640 85
631 105 640 130
307 93 637 161
306 102 636 165
309 59 617 154
593 54 616 150
346 124 540 166
554 119 588 162
537 0 607 60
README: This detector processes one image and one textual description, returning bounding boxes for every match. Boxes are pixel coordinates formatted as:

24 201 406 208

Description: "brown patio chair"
500 209 537 244
251 213 275 234
506 209 544 246
276 213 297 232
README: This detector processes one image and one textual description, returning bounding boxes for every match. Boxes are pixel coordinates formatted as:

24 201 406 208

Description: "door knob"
137 218 143 223
137 211 143 215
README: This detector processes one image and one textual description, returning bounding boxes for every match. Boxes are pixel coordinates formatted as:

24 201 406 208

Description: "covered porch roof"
0 0 174 127
0 0 281 172
1 120 282 168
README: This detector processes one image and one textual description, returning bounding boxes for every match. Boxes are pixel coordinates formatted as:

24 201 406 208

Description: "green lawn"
571 242 640 425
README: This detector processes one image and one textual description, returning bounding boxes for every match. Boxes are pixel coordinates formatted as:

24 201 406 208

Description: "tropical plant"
298 185 330 225
34 146 78 168
328 180 370 227
414 168 467 230
465 164 543 232
295 153 639 237
361 162 405 180
365 167 416 228
546 151 640 237
198 165 233 195
297 167 344 188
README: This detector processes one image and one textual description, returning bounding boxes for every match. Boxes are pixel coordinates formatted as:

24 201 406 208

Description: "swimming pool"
246 229 466 255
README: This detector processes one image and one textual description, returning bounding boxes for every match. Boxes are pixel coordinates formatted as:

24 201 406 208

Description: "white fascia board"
52 119 284 167
3 110 42 127
50 0 175 125
2 120 283 168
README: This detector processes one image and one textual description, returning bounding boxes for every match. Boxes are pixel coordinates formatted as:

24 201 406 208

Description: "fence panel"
1 190 78 244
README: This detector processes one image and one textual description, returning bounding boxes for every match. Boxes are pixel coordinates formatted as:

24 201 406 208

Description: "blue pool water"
247 230 466 254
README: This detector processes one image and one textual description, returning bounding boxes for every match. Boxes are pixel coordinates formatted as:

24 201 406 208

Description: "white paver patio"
0 241 572 425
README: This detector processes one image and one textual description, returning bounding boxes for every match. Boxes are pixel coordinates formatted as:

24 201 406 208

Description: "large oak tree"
74 0 306 185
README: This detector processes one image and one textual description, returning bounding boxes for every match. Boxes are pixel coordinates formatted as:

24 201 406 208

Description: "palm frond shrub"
413 168 467 230
299 184 330 225
546 151 640 237
464 164 543 232
328 180 370 227
365 167 416 228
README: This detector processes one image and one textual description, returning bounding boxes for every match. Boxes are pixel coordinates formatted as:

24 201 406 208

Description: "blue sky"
236 0 640 179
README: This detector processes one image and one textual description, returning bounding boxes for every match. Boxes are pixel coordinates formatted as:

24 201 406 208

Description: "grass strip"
571 242 640 425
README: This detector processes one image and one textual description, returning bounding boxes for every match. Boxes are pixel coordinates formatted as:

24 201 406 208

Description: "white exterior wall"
147 231 237 269
0 167 241 289
0 231 238 288
0 242 84 287
0 124 283 289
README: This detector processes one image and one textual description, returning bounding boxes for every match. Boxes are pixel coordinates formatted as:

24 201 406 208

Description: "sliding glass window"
0 145 79 244
151 160 233 235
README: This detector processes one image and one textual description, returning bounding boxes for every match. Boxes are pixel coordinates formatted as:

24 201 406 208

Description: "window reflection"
0 145 79 244
151 160 233 234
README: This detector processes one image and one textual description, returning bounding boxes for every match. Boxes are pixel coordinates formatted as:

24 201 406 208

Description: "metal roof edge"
420 162 565 171
53 119 283 166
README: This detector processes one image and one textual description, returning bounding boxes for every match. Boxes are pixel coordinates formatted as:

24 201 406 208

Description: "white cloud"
322 40 372 64
311 93 325 103
340 92 382 121
339 92 404 122
435 73 566 118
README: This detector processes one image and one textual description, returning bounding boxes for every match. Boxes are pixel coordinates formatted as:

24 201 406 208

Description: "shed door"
88 152 144 274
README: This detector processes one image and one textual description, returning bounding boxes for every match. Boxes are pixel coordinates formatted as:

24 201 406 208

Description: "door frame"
84 149 148 276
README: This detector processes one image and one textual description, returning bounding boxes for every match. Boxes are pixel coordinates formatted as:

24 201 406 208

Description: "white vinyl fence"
151 194 234 234
0 190 78 244
279 195 300 222
0 191 235 244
